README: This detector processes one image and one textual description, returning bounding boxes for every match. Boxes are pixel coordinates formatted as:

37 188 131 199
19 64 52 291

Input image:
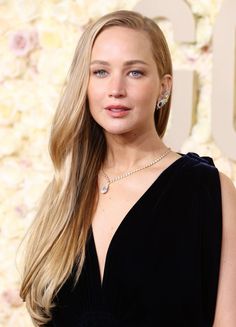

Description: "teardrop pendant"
101 184 109 194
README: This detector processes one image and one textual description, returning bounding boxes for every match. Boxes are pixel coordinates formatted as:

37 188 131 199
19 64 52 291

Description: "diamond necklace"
100 147 172 194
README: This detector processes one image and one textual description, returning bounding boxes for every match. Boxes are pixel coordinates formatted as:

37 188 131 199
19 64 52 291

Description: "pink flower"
9 29 38 57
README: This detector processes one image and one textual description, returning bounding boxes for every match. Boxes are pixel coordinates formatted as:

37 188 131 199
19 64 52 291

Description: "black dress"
50 152 222 327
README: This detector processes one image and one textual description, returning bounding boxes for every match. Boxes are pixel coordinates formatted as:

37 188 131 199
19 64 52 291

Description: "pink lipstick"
105 105 131 118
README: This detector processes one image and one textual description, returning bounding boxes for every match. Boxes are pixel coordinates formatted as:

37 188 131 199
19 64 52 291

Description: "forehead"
91 26 154 62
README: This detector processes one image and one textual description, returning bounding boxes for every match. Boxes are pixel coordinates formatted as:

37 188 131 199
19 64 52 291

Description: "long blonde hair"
20 10 173 326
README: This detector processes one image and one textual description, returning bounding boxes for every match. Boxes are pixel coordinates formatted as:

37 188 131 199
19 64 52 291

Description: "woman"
20 10 236 327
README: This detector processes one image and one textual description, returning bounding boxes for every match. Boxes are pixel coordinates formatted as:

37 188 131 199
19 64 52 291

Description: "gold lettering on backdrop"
134 0 197 150
212 0 236 160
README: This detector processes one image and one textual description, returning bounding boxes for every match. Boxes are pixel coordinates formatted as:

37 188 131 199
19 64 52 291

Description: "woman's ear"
155 75 172 110
159 74 172 96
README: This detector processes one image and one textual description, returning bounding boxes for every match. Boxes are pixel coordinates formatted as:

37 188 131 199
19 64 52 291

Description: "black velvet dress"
50 152 222 327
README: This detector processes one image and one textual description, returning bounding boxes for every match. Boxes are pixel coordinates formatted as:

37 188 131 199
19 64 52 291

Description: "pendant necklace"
100 147 172 194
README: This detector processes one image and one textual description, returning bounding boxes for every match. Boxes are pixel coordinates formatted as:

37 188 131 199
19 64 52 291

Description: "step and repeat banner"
0 0 235 326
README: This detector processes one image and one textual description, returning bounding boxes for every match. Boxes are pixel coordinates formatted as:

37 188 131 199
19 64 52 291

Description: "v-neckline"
91 152 188 288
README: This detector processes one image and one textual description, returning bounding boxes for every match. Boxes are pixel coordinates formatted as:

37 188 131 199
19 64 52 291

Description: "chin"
103 126 133 136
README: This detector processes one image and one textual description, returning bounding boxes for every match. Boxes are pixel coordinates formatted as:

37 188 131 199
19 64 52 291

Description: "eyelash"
93 69 107 78
92 69 144 78
129 70 143 78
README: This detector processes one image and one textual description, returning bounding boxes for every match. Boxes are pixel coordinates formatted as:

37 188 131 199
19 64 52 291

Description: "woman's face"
87 26 170 136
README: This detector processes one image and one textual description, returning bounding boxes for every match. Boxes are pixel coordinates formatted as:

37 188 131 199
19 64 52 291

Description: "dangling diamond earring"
156 91 170 110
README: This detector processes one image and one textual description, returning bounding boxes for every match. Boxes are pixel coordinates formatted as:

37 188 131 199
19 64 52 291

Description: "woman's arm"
213 172 236 327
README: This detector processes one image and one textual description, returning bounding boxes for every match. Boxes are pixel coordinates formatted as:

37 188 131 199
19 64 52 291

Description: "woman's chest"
91 180 156 285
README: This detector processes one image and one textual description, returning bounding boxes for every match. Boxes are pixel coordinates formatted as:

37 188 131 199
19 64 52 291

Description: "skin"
87 26 236 325
213 174 236 327
87 26 174 173
87 26 179 284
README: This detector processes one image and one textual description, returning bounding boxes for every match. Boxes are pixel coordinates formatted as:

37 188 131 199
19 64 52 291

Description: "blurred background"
0 0 235 326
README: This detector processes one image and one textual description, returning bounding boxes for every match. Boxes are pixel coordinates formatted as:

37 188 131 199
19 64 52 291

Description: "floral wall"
0 0 234 326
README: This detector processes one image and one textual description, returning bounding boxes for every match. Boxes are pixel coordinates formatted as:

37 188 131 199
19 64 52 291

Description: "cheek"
87 82 104 105
134 89 157 108
132 80 159 103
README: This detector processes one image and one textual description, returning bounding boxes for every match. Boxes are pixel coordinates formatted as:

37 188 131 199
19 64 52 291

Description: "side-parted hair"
20 10 172 326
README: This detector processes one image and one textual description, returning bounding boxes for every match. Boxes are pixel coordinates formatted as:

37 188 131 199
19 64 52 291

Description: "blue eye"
93 70 108 78
129 70 143 78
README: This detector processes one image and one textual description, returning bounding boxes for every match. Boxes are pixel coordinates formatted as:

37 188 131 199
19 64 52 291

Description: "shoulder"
219 172 236 224
213 172 236 326
219 171 236 201
180 152 221 187
180 152 218 173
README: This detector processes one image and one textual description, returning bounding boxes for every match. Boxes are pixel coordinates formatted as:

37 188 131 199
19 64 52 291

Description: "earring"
156 91 170 110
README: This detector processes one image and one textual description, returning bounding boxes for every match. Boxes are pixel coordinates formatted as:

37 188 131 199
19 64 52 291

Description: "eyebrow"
90 60 149 66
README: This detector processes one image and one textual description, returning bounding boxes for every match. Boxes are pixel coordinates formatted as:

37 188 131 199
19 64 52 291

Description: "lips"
105 105 131 112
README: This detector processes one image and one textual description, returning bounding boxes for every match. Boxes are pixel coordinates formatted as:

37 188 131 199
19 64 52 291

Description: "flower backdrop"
0 0 235 326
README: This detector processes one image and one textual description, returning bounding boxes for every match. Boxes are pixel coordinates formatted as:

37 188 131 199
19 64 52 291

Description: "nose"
108 74 126 98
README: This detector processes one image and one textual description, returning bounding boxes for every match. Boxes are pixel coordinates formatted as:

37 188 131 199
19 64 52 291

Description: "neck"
103 130 169 174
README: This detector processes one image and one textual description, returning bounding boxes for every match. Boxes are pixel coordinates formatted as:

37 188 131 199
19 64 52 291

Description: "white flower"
0 54 27 79
0 127 23 157
5 306 34 327
3 80 39 114
191 121 211 143
48 1 73 23
196 17 212 48
0 160 24 190
186 0 214 16
12 0 41 22
1 289 22 307
200 142 221 159
86 0 121 19
0 101 20 127
186 0 223 25
181 138 217 159
67 3 90 25
37 48 73 85
37 19 80 51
